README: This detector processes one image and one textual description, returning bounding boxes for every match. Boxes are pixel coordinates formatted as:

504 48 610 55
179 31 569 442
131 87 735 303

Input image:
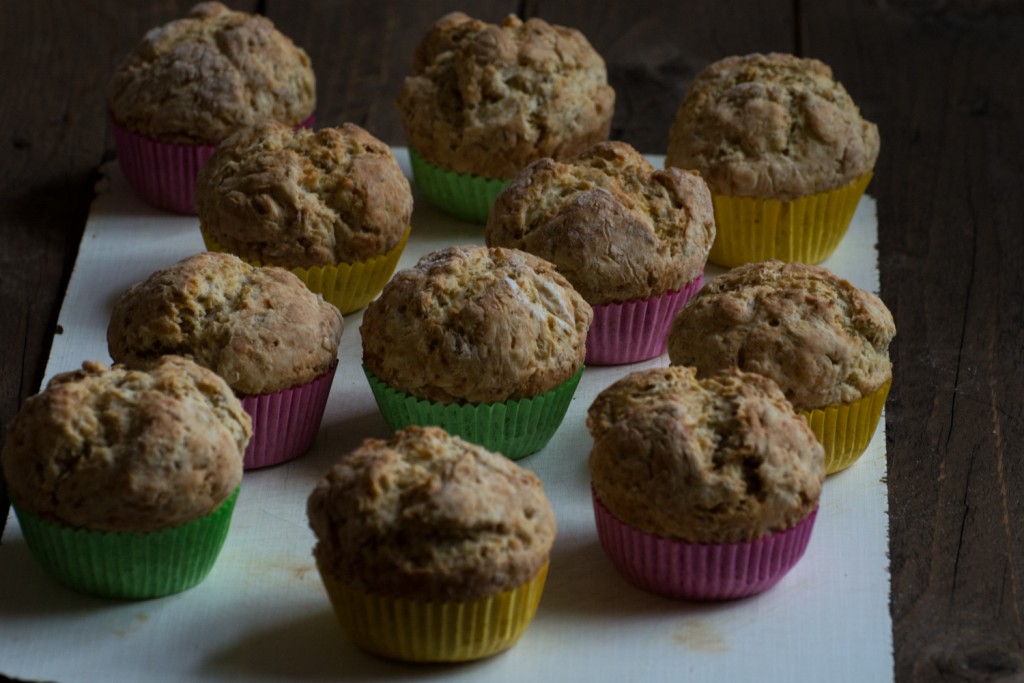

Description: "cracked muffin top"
587 366 824 544
108 1 315 145
485 141 716 304
308 426 556 600
1 356 250 532
195 120 412 268
667 260 895 411
108 251 343 395
397 11 614 179
360 245 592 404
666 52 879 200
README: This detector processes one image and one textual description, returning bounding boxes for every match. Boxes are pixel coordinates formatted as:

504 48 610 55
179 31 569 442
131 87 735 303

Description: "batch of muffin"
1 3 896 664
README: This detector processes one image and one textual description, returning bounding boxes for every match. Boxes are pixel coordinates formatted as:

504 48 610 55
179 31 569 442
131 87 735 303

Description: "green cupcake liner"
363 366 584 460
13 488 239 600
408 147 509 224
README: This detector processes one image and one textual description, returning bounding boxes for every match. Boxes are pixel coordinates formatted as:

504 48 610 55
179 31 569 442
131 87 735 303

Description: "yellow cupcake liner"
708 172 872 267
801 378 891 475
318 560 549 662
201 226 410 315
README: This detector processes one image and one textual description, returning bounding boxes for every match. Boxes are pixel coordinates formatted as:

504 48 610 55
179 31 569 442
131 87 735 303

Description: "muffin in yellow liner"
667 53 879 267
318 561 548 662
201 225 409 315
802 378 891 474
307 426 556 662
196 121 413 314
668 260 895 475
708 172 873 267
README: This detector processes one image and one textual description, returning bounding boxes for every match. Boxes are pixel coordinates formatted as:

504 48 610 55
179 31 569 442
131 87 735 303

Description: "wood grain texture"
801 2 1024 680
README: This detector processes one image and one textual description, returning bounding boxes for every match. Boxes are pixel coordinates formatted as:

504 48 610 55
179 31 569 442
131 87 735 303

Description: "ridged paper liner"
408 147 509 224
362 366 583 460
801 378 891 475
110 113 315 215
317 560 548 662
239 361 337 469
12 488 239 600
592 490 817 601
585 274 704 366
201 226 409 315
708 172 873 267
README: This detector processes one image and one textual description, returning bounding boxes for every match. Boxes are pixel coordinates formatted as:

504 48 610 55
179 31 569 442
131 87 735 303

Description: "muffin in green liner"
12 488 239 600
408 147 508 224
1 357 250 600
364 366 583 460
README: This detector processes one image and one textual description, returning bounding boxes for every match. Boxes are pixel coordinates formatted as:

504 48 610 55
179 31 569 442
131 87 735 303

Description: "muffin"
397 11 615 223
107 251 343 469
360 245 592 459
108 1 316 214
486 141 715 365
196 120 413 314
587 366 824 600
666 52 879 266
308 425 556 661
667 259 895 474
1 356 250 598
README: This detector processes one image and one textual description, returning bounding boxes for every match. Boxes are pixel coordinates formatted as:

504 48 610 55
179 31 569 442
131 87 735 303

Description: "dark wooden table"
2 2 1022 681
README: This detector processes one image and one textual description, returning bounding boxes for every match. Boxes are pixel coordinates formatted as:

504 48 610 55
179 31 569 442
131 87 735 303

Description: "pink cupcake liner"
110 113 315 215
585 274 704 366
239 360 336 469
591 489 817 601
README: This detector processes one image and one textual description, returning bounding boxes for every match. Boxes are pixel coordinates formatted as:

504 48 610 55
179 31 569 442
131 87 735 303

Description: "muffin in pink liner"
108 252 343 470
586 275 703 366
487 142 715 365
587 366 825 601
107 2 315 214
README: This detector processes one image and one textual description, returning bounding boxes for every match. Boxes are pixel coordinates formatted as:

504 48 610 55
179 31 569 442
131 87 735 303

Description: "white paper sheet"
0 151 893 682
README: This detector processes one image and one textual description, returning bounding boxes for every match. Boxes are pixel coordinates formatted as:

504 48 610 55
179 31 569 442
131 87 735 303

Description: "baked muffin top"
195 121 412 268
667 260 895 411
308 426 556 601
1 356 250 532
587 366 824 544
666 52 879 200
108 2 315 145
361 245 592 404
397 11 614 179
486 141 715 304
108 251 343 395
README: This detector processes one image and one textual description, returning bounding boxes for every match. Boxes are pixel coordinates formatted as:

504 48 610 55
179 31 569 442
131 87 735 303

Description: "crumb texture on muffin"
667 259 895 411
397 12 614 179
587 366 824 543
1 356 250 532
108 2 315 145
666 52 879 200
486 141 715 304
196 121 412 268
361 245 592 404
308 426 556 600
108 251 343 395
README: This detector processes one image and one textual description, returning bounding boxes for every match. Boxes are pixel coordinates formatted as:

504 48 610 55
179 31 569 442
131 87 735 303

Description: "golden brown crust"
107 251 343 395
360 245 592 404
1 357 250 532
587 366 824 543
666 52 879 200
108 2 315 145
397 12 614 179
195 121 412 268
485 141 715 304
307 426 556 600
667 260 895 411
